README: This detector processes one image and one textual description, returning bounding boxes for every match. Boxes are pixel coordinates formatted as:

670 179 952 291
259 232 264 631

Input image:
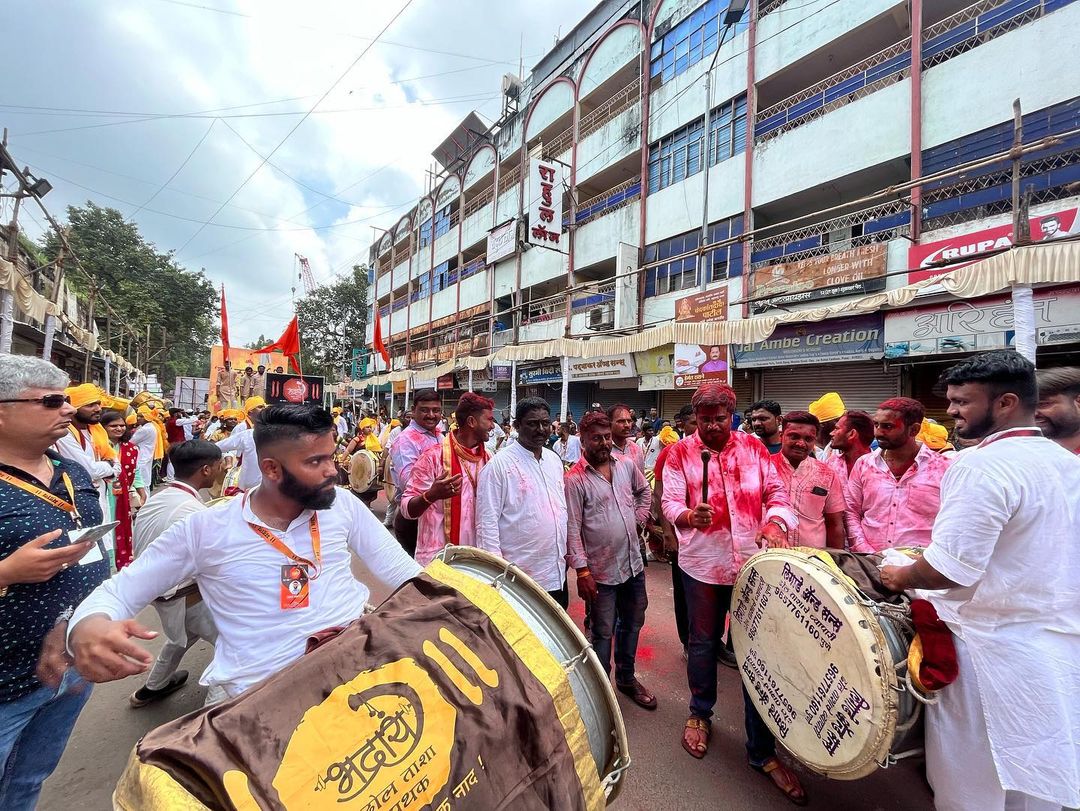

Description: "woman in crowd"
99 408 147 569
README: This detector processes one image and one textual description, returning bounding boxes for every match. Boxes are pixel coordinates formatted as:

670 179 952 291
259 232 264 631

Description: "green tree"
40 202 218 381
295 265 369 380
246 334 271 349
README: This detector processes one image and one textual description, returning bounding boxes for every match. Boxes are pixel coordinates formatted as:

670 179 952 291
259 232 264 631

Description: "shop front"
732 313 899 414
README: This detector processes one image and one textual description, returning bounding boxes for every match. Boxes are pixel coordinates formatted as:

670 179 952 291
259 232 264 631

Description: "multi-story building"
364 0 1080 422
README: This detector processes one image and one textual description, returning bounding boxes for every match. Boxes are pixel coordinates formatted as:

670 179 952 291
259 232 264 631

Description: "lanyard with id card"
248 514 321 610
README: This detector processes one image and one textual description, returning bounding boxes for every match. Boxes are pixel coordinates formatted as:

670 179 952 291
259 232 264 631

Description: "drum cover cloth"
731 549 899 780
114 568 603 810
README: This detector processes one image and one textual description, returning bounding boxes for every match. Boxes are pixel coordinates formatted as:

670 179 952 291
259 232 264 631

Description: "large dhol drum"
731 548 924 780
114 548 628 810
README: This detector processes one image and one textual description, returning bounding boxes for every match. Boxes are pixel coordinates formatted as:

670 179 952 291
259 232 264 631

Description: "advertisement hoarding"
674 288 728 389
748 244 887 314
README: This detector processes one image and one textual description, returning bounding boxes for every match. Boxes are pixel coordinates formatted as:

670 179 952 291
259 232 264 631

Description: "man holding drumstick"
660 383 805 805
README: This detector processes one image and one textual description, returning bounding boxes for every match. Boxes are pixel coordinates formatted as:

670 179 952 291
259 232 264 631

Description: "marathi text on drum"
740 649 798 739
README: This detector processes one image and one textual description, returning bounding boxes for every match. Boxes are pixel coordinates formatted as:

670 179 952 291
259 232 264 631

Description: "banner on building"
733 313 885 368
884 284 1080 358
486 219 517 264
614 242 640 329
633 345 674 376
908 205 1079 284
748 244 887 314
527 158 566 252
490 363 512 382
674 287 729 389
265 373 325 405
518 363 562 386
437 374 456 391
567 354 636 381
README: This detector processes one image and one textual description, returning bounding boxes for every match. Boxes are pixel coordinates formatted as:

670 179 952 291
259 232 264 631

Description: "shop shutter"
660 389 694 421
592 386 658 416
760 361 900 415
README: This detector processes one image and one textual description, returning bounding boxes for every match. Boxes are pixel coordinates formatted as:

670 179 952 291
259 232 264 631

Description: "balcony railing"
391 245 410 267
750 199 912 267
755 38 911 141
758 0 788 16
575 176 642 227
522 295 567 326
923 0 1063 68
462 186 494 218
544 126 574 160
578 77 641 141
571 280 615 312
460 255 487 280
497 164 521 195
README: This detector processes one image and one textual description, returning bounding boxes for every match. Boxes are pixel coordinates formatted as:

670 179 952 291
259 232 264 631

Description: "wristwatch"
768 517 789 534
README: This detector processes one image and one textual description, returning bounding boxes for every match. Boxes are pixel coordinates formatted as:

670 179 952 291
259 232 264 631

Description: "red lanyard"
979 428 1042 448
248 514 322 578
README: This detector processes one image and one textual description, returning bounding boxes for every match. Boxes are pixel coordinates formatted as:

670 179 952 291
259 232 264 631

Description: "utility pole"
1008 98 1036 366
42 234 66 362
1 127 20 354
81 287 96 381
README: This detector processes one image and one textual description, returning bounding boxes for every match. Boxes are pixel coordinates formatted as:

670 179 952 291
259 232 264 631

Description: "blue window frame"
418 218 432 249
649 0 750 86
433 205 452 240
647 95 747 194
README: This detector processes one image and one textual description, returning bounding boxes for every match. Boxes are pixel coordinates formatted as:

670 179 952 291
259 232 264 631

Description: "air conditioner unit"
587 304 615 331
502 74 524 100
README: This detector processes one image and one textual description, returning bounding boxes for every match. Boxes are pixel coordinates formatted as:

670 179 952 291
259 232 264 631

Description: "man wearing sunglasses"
0 356 108 810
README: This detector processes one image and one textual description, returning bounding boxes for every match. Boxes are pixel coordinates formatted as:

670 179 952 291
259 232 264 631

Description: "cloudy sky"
2 0 584 344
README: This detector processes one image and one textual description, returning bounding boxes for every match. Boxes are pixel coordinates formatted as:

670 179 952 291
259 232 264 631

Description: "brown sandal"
681 716 710 759
752 757 808 806
617 679 658 710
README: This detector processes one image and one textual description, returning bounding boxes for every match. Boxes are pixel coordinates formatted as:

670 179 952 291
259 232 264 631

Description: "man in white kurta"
881 351 1080 811
130 415 158 489
475 398 569 607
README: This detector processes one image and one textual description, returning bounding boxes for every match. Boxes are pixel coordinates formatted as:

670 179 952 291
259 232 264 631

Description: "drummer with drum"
660 383 808 805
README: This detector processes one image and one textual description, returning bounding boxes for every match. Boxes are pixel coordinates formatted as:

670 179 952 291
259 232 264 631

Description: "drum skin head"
731 549 899 780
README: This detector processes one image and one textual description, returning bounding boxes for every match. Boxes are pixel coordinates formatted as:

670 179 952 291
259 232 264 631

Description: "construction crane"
297 254 317 296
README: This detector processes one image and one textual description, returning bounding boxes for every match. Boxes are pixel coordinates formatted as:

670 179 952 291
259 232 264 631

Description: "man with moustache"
607 404 645 473
1035 366 1080 454
825 409 874 490
54 383 116 521
68 404 421 701
389 389 443 557
772 412 846 550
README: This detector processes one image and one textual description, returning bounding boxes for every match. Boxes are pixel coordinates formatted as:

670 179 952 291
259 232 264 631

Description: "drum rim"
433 545 631 800
732 548 901 780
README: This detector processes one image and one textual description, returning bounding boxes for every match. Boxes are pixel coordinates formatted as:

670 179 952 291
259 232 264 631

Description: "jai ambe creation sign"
732 313 885 369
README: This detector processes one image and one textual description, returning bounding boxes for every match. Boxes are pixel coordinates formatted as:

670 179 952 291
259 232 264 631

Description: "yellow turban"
917 419 952 451
389 419 401 428
363 433 383 453
244 396 266 414
220 409 245 421
65 383 101 409
125 413 137 426
137 405 154 419
332 407 343 415
809 392 846 423
359 417 377 430
658 426 680 446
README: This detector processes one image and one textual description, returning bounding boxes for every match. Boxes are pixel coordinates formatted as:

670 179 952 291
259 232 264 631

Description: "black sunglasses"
0 395 72 409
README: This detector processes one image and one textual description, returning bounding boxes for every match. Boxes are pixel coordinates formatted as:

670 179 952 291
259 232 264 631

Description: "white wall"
459 270 489 309
519 317 566 343
492 256 517 299
753 78 910 207
429 287 456 322
526 82 574 141
391 260 409 291
462 203 495 250
520 243 567 288
579 24 642 102
390 308 408 337
575 200 639 269
496 188 519 223
648 39 748 141
576 103 642 185
922 4 1080 150
464 147 496 191
433 230 457 266
644 153 743 245
755 0 901 82
409 302 431 332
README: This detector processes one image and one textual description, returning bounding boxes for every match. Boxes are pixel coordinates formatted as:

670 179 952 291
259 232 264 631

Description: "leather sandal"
616 679 657 710
752 756 808 806
681 716 710 759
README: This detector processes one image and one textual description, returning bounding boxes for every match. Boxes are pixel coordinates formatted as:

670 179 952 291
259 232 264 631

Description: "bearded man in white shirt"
881 351 1080 811
68 404 422 701
475 397 569 608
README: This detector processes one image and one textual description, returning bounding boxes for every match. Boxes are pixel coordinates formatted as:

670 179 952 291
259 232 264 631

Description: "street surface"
40 496 933 810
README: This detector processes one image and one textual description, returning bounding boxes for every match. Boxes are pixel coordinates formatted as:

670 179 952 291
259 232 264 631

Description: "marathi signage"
527 158 565 251
437 374 456 391
518 363 562 386
733 313 885 369
567 354 636 382
908 205 1079 284
884 285 1080 358
265 373 325 405
486 219 517 264
749 244 887 314
674 287 729 389
490 363 512 382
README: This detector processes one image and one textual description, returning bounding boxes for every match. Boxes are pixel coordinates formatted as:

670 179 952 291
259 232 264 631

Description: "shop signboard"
674 288 728 389
518 364 562 386
633 344 674 376
567 354 636 381
884 285 1080 358
732 313 885 369
265 373 325 405
490 363 512 381
486 219 517 264
748 244 887 314
908 206 1079 284
437 374 455 391
527 158 566 252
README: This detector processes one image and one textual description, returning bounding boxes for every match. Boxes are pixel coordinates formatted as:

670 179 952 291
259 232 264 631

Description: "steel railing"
578 77 642 141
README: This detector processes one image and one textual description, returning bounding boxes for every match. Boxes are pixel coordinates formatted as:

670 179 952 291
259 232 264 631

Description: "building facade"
365 0 1080 419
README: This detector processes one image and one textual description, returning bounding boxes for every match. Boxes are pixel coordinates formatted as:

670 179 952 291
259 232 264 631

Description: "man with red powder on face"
660 383 805 805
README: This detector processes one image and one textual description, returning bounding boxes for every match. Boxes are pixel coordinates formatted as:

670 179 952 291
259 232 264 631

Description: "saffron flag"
255 316 301 372
219 285 230 357
373 310 391 369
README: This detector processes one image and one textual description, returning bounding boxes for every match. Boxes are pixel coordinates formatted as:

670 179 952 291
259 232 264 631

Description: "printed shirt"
70 486 421 698
771 453 846 549
919 430 1080 806
661 432 796 586
564 456 651 586
475 442 568 591
610 439 645 473
402 438 487 566
389 423 441 490
844 444 951 552
0 453 107 702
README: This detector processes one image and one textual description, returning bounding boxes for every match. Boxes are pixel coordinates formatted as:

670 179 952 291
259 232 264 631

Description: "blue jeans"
0 668 92 811
681 572 775 766
590 572 648 686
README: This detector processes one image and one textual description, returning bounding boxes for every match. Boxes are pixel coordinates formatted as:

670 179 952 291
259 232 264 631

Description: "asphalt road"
39 497 934 810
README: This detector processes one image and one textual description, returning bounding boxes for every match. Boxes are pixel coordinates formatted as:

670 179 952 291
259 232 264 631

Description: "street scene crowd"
0 349 1077 809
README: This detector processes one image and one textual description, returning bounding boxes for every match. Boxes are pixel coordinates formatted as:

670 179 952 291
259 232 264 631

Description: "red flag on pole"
220 284 230 357
255 316 302 373
372 312 390 370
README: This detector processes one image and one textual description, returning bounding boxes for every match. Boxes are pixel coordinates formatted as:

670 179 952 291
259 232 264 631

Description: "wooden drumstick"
700 449 710 506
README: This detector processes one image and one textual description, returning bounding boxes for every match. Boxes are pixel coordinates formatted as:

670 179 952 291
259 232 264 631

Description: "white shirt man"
70 487 421 698
475 441 568 596
130 420 158 487
636 433 661 472
215 429 261 491
554 433 582 465
484 422 505 455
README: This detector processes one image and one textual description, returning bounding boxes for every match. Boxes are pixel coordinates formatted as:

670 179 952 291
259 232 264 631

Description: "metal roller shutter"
660 389 694 421
760 362 900 415
731 372 754 413
592 386 657 416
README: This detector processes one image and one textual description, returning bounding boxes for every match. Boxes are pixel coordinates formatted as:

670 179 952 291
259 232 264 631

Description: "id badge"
280 564 310 610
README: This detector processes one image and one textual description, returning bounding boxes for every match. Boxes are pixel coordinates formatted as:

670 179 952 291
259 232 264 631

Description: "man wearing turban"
808 392 845 461
54 383 118 536
131 406 159 489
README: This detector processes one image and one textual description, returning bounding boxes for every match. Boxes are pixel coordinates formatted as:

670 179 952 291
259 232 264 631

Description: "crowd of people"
0 350 1077 810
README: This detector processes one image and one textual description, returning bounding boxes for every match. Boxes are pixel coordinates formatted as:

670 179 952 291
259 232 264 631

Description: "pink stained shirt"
610 438 645 473
771 452 847 549
401 438 487 567
388 423 441 491
660 431 797 586
844 444 951 552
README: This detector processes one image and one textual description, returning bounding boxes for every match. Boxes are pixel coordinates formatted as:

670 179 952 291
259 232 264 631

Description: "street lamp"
26 174 53 198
